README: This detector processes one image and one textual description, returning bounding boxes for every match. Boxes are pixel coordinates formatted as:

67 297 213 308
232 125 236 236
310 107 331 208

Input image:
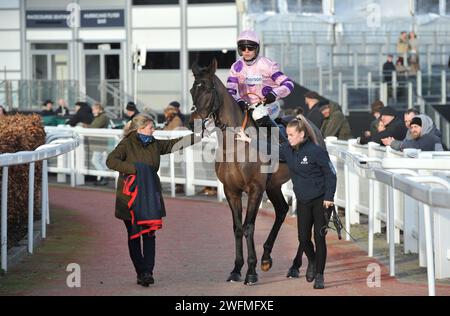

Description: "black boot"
139 272 154 287
286 266 300 278
255 115 279 129
255 115 280 155
313 273 324 289
306 259 316 283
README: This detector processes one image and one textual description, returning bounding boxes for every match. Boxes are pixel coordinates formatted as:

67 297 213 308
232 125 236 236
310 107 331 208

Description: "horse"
188 58 323 285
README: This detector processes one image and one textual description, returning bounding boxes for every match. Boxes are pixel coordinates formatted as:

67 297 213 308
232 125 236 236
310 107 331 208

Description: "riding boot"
254 115 280 155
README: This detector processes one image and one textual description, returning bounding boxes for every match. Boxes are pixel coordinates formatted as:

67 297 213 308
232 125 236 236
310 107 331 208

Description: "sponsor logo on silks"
301 156 308 165
267 104 279 116
244 76 263 85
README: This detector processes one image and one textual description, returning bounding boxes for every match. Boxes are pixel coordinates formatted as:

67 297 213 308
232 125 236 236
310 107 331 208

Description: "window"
133 0 179 5
188 0 235 3
31 43 68 50
84 43 121 50
287 0 322 13
248 0 278 14
415 0 439 15
447 0 450 15
189 50 236 69
142 52 180 69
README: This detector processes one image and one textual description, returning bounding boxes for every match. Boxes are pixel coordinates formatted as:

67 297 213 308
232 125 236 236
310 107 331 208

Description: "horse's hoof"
244 274 258 286
226 272 241 282
260 258 273 272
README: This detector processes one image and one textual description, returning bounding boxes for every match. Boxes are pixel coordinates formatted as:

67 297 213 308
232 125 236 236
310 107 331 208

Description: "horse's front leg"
261 184 289 272
224 189 244 282
243 185 265 285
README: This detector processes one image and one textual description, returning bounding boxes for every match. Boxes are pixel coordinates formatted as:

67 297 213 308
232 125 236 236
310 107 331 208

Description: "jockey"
226 30 294 130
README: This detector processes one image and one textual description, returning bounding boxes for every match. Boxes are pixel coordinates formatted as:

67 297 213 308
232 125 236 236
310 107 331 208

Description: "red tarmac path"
0 186 449 296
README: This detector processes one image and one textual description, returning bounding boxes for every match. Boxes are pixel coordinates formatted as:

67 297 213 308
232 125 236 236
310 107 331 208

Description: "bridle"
190 77 227 136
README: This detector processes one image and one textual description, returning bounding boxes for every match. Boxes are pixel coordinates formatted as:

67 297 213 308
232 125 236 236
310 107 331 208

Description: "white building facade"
0 0 238 113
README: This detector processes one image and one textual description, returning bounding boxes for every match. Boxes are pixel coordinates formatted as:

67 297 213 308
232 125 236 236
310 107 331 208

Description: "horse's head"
188 58 220 131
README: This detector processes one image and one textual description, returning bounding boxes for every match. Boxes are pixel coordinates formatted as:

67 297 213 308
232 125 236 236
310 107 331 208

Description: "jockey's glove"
264 92 277 105
237 99 249 110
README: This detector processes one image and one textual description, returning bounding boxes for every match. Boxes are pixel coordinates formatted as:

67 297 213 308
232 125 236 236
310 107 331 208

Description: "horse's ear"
208 58 217 76
192 61 199 75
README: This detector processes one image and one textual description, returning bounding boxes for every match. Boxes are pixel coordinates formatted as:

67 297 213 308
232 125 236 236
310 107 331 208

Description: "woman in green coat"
106 113 197 287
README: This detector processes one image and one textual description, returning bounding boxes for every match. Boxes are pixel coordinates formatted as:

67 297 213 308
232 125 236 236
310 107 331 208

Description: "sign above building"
81 10 124 27
26 9 125 28
26 11 69 28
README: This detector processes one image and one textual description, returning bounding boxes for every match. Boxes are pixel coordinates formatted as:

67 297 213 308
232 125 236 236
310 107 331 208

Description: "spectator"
376 119 386 133
367 106 407 145
125 101 139 122
41 100 54 117
86 103 111 186
408 32 420 75
382 115 443 151
163 104 184 131
395 57 408 82
382 54 396 84
387 110 443 149
88 103 110 129
162 103 186 194
0 105 7 117
362 100 384 142
55 98 70 116
68 101 93 127
319 103 352 140
396 31 409 56
403 108 420 130
168 101 185 124
304 91 324 129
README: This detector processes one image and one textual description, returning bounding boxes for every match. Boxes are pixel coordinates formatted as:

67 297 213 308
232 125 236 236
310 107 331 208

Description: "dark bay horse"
189 58 321 285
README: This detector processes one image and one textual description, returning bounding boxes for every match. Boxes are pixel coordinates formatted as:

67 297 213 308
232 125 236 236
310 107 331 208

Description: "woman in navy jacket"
237 115 337 289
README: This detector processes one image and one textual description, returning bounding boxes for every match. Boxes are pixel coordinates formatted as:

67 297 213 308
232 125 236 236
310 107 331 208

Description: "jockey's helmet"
237 30 260 59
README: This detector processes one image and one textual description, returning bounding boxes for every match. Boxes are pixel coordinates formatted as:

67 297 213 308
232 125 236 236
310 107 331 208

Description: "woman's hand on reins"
323 200 334 208
235 128 252 143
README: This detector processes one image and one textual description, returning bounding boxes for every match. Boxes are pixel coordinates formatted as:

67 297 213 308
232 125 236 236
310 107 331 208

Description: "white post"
1 167 8 272
417 70 422 97
368 178 374 257
423 204 435 296
408 81 413 109
180 0 189 114
133 49 138 104
217 180 224 202
318 65 323 95
368 71 372 103
28 162 35 254
338 72 343 105
353 52 358 88
427 48 432 76
75 134 85 185
441 70 447 105
380 82 388 106
170 153 175 198
184 145 195 196
41 160 48 239
70 149 76 188
392 71 397 102
342 83 348 115
299 46 304 85
388 185 395 276
344 164 351 241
